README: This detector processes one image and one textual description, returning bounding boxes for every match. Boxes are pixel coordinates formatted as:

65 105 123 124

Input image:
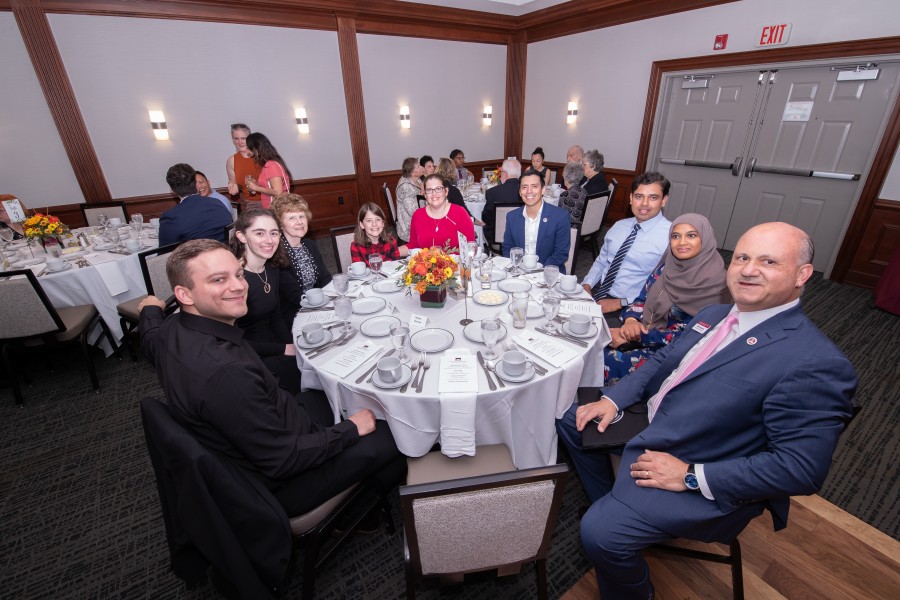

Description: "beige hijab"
643 213 730 329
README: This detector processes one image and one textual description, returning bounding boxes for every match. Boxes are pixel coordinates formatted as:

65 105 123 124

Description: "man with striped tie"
581 172 672 315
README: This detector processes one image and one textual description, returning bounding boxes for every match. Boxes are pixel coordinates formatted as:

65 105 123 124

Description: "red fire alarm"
714 34 728 51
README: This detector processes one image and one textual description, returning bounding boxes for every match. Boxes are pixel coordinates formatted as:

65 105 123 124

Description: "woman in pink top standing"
407 173 475 252
244 132 292 209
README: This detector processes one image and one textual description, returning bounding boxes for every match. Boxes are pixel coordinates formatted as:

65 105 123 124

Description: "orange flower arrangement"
402 247 460 295
23 213 68 241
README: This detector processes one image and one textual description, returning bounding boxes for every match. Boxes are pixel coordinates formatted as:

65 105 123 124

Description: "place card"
438 350 478 394
560 300 604 318
408 313 428 332
318 341 382 378
512 332 579 368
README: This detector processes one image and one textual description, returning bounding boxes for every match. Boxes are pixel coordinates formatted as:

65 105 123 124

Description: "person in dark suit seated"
582 149 609 196
138 239 406 518
158 163 233 247
557 222 856 600
501 169 571 273
482 158 522 246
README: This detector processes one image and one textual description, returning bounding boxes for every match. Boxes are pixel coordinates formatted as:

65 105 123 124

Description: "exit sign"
756 23 792 47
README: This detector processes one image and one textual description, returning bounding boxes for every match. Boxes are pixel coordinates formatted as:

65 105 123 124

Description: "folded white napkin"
88 257 128 295
439 393 477 458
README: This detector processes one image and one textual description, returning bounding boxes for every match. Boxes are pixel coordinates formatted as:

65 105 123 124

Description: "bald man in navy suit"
557 222 856 599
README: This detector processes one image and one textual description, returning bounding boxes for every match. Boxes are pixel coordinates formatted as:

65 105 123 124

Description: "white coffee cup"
568 313 591 334
149 218 160 230
348 262 367 276
522 254 538 269
502 350 529 376
377 356 402 382
124 239 140 252
301 323 324 344
302 288 325 305
46 257 65 272
108 217 122 227
560 274 578 292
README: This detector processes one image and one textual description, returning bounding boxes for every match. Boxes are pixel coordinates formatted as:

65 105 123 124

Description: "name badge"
692 321 712 334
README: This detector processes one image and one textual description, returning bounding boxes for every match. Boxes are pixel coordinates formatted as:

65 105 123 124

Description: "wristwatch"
620 297 629 307
683 464 701 492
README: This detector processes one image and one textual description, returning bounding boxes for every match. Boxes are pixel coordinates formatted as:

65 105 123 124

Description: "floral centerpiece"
402 246 460 308
23 213 69 254
488 169 502 186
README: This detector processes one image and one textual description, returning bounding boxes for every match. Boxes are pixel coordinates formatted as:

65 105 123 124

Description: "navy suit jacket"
502 202 571 274
606 303 855 539
159 194 233 247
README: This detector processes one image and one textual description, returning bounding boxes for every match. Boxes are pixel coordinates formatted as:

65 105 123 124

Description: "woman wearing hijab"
604 213 730 385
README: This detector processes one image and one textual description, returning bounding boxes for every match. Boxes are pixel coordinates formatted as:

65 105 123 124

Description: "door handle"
745 159 860 180
659 158 734 170
745 157 757 178
731 156 743 177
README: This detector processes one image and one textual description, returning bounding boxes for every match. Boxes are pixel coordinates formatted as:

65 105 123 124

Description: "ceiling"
398 0 571 17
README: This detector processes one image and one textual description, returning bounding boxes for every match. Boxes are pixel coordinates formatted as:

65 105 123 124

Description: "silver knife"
536 326 589 347
310 329 357 357
355 348 393 383
476 351 497 391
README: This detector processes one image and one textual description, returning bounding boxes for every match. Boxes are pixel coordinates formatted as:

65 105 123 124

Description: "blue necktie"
592 223 640 300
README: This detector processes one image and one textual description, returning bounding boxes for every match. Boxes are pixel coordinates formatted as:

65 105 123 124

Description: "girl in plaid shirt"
350 203 409 266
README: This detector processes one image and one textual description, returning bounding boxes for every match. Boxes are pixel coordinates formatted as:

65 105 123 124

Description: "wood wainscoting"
843 199 900 289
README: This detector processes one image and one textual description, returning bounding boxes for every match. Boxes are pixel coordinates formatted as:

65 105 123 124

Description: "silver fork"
400 354 421 393
416 352 431 393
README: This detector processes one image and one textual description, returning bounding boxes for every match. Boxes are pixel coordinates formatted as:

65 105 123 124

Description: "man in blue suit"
502 169 571 273
159 163 233 248
557 222 856 599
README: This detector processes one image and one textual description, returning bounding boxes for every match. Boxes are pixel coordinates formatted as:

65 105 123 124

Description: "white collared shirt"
523 201 544 256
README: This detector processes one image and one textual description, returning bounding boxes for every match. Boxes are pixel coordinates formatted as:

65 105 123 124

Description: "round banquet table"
293 258 611 469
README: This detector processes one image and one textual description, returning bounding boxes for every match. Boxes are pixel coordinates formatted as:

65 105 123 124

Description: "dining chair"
608 178 618 206
401 453 568 600
80 201 129 227
140 396 394 600
548 170 557 186
491 203 520 255
579 191 612 259
0 269 117 405
383 183 397 227
330 225 355 273
565 223 582 275
116 242 180 361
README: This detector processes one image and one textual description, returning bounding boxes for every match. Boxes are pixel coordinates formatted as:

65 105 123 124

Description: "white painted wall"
358 35 506 172
0 14 83 209
48 15 353 198
524 0 900 197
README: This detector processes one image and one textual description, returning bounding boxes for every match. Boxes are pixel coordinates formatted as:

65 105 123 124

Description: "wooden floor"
561 495 899 599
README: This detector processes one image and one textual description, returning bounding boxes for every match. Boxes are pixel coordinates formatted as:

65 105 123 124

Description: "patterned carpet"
0 239 897 599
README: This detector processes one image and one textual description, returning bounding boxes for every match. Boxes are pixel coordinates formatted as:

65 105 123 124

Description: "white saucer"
300 297 330 309
360 315 401 337
45 262 74 274
372 364 414 389
493 361 536 383
372 278 402 294
463 320 508 344
556 284 585 296
519 262 544 273
349 269 372 280
296 329 334 349
562 321 599 338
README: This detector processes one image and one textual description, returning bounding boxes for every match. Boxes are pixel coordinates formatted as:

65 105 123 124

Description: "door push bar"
744 157 860 180
659 157 744 177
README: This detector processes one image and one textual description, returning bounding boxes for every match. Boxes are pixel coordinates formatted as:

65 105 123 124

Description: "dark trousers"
556 402 616 503
271 390 407 516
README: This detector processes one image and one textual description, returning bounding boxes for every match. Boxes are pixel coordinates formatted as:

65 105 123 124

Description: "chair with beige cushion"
401 444 568 599
79 201 129 227
0 269 117 405
330 225 355 273
579 190 612 259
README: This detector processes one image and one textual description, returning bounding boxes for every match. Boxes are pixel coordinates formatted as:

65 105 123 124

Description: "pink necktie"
648 311 740 421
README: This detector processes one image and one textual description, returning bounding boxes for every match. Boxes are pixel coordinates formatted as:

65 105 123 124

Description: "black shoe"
332 508 381 536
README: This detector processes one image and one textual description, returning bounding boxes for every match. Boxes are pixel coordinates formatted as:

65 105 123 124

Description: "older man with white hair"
482 158 522 247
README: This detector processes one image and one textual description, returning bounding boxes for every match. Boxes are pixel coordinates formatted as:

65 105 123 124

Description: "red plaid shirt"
350 239 400 266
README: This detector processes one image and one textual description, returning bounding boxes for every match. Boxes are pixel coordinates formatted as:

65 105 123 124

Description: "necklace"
247 265 271 293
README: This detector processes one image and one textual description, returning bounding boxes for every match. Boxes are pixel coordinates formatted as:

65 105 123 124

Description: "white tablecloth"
293 258 610 469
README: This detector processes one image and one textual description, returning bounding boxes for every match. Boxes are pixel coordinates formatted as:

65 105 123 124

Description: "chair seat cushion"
407 444 516 486
22 304 96 345
289 484 358 536
117 296 147 321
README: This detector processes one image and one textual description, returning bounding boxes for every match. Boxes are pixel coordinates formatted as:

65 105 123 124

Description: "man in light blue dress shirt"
581 172 672 313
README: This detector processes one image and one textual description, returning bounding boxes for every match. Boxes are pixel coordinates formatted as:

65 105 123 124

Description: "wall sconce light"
483 105 493 127
567 102 578 125
400 105 411 129
149 110 168 140
295 107 310 134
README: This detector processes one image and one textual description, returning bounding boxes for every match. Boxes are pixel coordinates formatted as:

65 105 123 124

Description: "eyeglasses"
632 194 662 202
424 187 445 195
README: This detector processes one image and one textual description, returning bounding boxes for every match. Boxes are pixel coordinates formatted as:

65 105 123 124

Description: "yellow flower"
443 267 452 278
425 273 435 284
430 257 437 264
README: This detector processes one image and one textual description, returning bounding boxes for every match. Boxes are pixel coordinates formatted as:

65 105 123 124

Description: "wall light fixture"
567 102 578 125
483 105 493 126
400 105 411 129
295 108 310 134
149 110 168 140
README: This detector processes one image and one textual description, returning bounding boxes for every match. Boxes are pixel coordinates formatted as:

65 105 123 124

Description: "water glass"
106 227 121 249
369 253 383 276
511 292 530 329
543 265 560 289
333 296 353 334
481 318 502 360
390 324 411 364
542 294 561 332
332 273 349 296
510 247 524 274
98 213 109 230
479 258 494 290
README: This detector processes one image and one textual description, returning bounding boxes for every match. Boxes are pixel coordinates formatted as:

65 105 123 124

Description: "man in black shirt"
138 239 405 515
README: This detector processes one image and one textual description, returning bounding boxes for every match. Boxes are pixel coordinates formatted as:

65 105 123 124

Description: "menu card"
438 349 478 394
318 341 383 378
512 332 579 367
560 300 604 318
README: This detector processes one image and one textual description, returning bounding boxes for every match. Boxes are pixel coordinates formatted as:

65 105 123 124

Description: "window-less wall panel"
0 12 83 209
48 14 352 198
358 34 506 172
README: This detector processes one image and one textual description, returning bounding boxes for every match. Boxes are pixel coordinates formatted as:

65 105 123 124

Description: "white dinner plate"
472 289 509 306
360 315 401 337
352 296 387 315
44 262 73 274
10 257 45 268
410 328 454 353
372 364 414 390
497 278 532 293
506 300 543 319
562 321 599 339
463 320 508 344
372 278 402 294
295 329 334 349
493 361 536 384
489 269 507 282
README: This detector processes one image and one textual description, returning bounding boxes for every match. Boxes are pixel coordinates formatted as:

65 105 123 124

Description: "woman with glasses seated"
407 174 475 252
395 157 424 245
